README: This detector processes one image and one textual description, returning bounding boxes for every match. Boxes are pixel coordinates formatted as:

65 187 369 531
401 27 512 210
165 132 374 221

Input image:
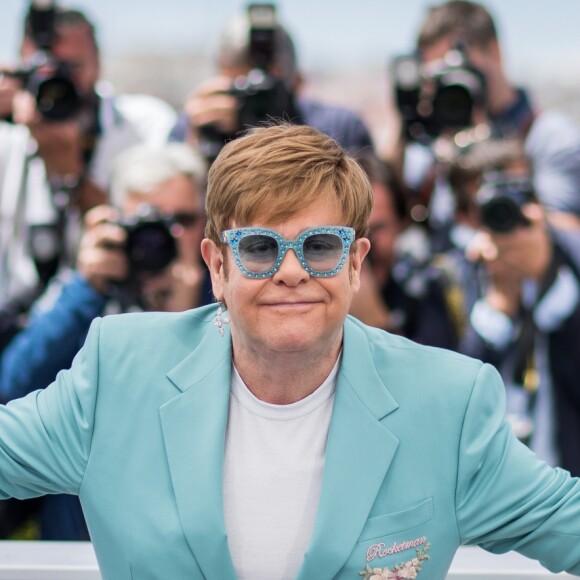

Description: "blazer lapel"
160 320 237 580
297 319 400 580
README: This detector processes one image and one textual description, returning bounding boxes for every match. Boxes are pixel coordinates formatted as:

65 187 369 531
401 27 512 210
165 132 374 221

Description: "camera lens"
31 74 81 121
480 196 522 233
432 84 473 129
126 222 177 274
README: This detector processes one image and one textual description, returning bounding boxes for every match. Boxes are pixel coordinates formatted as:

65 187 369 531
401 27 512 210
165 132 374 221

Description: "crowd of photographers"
0 0 579 542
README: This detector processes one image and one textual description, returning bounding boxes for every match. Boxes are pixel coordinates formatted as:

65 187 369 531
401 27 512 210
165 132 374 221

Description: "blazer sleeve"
455 363 580 574
0 274 107 401
0 317 102 499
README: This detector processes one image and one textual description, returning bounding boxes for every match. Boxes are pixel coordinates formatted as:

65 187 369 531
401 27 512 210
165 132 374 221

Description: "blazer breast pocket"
357 497 433 542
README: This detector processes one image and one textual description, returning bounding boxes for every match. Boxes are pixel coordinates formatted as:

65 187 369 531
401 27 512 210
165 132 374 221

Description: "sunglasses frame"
220 226 356 278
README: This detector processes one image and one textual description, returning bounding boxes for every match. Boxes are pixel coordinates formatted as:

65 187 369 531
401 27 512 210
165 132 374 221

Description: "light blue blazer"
1 304 579 579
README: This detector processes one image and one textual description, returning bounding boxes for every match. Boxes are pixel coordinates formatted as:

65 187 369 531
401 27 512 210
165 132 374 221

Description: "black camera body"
117 206 177 276
10 2 81 121
391 45 486 143
231 68 298 131
477 176 535 233
198 3 300 162
233 3 298 128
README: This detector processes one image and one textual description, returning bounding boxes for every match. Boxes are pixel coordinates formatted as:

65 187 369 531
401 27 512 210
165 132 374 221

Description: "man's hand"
12 89 85 177
466 203 553 316
12 88 107 212
183 75 238 143
489 204 552 281
140 260 204 312
0 72 20 119
77 205 128 294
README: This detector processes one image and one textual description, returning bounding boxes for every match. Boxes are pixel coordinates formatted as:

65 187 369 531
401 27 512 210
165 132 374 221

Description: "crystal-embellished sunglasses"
220 226 356 278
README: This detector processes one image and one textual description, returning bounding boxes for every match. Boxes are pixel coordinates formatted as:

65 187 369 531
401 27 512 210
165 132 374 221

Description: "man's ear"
350 237 371 291
354 237 371 267
201 238 225 302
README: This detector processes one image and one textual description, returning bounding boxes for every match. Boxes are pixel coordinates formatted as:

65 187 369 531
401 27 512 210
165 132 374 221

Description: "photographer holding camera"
391 0 580 250
349 151 458 349
0 142 208 539
443 137 580 477
170 4 373 162
0 2 177 337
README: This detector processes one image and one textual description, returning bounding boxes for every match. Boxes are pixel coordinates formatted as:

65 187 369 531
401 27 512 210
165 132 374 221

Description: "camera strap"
431 253 467 341
510 242 564 413
78 94 101 172
510 306 537 401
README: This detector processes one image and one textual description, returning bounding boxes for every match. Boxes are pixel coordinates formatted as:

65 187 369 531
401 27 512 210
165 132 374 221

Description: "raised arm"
0 317 102 499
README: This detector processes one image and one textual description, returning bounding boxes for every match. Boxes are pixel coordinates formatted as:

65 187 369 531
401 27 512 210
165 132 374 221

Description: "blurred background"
2 0 580 154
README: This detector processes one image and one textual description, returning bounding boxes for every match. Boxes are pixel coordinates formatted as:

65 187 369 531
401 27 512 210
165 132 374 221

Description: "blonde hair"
205 124 373 244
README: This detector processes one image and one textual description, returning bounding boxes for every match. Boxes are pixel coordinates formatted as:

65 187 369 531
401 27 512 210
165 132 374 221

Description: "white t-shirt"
223 360 339 580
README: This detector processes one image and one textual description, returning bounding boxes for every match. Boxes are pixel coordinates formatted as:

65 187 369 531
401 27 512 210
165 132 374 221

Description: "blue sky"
2 0 579 81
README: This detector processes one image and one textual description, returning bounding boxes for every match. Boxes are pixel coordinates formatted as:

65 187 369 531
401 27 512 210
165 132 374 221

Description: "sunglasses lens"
303 233 344 272
238 234 279 273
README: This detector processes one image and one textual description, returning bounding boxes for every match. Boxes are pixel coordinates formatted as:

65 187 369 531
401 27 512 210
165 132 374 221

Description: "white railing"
0 542 574 579
0 541 98 579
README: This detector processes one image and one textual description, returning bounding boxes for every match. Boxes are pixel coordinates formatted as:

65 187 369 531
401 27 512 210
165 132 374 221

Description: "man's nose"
271 248 309 285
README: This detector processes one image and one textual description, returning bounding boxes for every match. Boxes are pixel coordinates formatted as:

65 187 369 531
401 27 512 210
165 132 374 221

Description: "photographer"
0 142 208 539
444 137 580 477
170 4 373 162
349 152 458 349
0 3 177 330
392 0 580 250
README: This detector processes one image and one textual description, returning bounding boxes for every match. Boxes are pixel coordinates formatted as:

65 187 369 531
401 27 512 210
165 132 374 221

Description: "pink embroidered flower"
359 543 430 580
397 560 419 579
389 558 422 578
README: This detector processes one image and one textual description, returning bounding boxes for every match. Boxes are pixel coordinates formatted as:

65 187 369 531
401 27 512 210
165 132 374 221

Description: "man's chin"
258 324 340 357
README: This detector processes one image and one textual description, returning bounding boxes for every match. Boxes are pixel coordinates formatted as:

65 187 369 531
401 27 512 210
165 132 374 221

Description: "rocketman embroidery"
366 536 428 563
359 542 430 580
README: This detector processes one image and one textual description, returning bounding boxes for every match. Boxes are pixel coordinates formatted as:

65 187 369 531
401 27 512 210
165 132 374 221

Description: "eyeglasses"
220 226 356 278
172 212 200 229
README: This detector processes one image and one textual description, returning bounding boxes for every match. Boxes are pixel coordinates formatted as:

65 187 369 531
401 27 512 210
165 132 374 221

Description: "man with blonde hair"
0 125 579 578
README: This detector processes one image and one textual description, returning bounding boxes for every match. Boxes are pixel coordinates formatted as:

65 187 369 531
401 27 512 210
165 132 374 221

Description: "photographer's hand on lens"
13 88 84 175
466 231 522 316
77 205 129 295
12 88 107 212
184 75 239 142
466 203 553 316
78 205 204 311
489 203 552 282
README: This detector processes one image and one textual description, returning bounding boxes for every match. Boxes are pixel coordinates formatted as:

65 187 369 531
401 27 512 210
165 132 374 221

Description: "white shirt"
223 360 338 580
